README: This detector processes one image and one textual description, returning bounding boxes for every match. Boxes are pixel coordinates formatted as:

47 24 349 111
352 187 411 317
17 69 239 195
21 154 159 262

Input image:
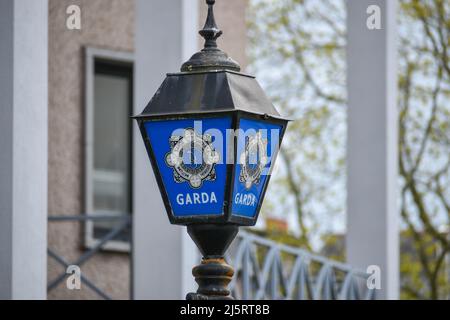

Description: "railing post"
269 249 279 299
242 239 251 300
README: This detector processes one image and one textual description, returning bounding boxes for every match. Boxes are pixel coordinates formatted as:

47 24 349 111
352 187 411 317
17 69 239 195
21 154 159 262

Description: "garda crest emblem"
165 128 220 189
239 130 268 189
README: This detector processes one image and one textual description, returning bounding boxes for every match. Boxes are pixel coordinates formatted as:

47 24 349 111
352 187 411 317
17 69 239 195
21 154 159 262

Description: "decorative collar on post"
181 0 241 72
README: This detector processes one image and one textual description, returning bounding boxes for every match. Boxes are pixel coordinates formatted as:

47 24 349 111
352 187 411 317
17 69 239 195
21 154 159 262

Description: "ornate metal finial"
181 0 241 72
199 0 222 49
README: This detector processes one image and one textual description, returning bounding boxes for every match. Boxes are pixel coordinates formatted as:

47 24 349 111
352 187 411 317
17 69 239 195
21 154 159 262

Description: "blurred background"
252 0 450 300
1 0 449 300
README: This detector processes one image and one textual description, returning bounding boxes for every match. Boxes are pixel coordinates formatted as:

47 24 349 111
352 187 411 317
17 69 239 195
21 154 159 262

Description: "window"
85 48 134 251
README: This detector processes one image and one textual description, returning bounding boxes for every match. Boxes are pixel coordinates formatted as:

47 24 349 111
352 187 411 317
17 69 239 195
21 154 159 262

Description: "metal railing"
47 214 131 300
228 231 375 300
48 216 373 300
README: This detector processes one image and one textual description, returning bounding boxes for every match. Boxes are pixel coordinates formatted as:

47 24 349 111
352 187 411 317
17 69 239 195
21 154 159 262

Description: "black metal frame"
136 108 287 226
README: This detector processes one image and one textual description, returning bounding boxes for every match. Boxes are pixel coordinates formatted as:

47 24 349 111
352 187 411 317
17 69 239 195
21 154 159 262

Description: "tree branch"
280 148 311 250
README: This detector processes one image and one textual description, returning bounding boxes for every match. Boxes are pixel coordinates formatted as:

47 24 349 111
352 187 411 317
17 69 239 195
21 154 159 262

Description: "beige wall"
48 0 134 300
199 0 249 70
48 0 248 300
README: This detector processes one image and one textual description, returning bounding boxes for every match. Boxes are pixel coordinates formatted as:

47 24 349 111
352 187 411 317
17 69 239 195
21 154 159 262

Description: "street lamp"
133 0 289 300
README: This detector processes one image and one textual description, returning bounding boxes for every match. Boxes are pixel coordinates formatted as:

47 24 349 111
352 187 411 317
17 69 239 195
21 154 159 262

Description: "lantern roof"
136 70 283 119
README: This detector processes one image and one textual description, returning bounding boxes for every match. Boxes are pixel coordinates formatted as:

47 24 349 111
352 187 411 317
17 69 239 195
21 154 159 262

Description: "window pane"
93 73 131 215
88 60 132 245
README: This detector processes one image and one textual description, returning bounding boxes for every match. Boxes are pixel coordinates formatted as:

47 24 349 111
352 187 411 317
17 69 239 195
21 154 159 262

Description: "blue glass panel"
144 117 231 217
231 119 282 218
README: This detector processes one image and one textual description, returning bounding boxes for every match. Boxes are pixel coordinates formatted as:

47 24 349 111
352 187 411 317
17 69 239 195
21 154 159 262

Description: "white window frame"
84 47 134 252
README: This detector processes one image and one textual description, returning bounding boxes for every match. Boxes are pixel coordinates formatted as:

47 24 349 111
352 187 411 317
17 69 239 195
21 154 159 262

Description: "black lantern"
134 0 289 299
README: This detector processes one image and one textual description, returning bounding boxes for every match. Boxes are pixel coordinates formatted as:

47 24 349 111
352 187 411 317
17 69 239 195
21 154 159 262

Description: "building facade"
0 0 399 300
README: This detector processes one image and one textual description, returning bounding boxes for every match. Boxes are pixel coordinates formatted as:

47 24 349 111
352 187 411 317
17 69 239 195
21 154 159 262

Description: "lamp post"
133 0 289 300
